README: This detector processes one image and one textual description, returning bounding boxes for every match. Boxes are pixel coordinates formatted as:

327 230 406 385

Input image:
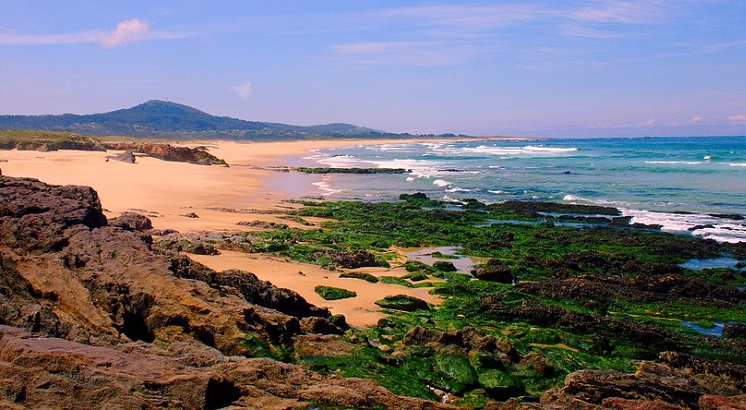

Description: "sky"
1 1 745 138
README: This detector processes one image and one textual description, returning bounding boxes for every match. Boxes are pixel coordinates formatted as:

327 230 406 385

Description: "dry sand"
0 139 451 326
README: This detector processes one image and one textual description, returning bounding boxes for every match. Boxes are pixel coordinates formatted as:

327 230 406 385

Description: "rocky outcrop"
478 295 687 353
106 149 136 163
0 325 454 410
517 274 745 307
109 211 153 231
4 139 106 152
103 143 227 166
0 176 458 409
486 351 746 409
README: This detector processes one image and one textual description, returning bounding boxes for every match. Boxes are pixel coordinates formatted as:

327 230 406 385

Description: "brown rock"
601 397 688 410
698 394 746 409
109 211 153 231
474 259 515 283
0 176 461 409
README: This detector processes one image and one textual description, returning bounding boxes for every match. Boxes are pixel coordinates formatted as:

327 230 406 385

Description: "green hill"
0 100 391 140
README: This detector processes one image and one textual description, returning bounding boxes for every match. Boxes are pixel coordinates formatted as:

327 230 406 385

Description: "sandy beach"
0 139 449 326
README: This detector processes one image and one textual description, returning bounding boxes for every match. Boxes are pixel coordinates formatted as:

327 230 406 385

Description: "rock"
478 296 687 352
108 211 153 231
153 237 220 255
698 394 746 409
182 212 199 218
433 261 457 272
300 317 343 335
332 250 381 269
0 325 456 409
723 322 746 339
106 149 136 163
556 352 746 409
0 176 459 409
474 259 514 283
601 397 688 409
103 143 228 166
0 177 108 252
375 294 429 311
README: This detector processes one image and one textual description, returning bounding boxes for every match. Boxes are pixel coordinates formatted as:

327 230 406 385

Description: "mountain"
0 100 390 140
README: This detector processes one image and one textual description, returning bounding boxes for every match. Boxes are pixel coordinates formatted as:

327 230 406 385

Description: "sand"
0 139 450 326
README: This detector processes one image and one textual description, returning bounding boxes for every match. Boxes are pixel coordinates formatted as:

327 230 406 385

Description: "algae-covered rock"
474 259 514 283
375 295 429 311
403 272 429 282
314 285 357 300
339 271 379 283
433 261 458 272
434 353 478 390
478 369 525 400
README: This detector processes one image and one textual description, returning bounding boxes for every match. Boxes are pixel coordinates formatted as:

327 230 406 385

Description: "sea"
298 136 746 243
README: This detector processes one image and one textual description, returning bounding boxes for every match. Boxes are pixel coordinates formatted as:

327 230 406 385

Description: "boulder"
106 149 136 163
474 259 514 283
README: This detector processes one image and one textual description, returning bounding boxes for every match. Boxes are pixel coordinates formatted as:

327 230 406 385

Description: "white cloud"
728 115 746 123
689 116 704 124
639 118 657 127
232 82 253 99
568 0 665 25
100 19 150 48
0 18 185 48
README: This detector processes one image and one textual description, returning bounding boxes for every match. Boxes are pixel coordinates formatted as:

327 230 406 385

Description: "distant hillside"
0 100 394 140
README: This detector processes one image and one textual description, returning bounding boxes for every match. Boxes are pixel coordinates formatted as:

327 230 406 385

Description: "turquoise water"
303 136 746 243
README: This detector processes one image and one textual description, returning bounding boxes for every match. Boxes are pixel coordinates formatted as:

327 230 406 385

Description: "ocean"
299 136 746 243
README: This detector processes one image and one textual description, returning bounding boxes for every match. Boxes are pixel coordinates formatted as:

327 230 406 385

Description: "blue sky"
1 1 745 137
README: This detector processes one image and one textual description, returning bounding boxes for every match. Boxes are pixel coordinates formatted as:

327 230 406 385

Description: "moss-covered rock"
339 271 379 283
433 261 458 272
402 272 429 282
434 353 478 390
314 285 357 300
375 295 429 311
477 369 524 400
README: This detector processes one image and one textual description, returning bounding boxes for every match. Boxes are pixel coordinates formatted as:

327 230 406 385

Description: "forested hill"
0 100 397 140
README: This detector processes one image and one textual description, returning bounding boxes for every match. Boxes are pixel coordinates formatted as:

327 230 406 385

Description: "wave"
645 160 703 165
433 179 451 188
316 154 373 168
312 180 345 196
459 145 578 157
622 208 746 243
446 187 474 193
729 163 746 167
522 145 578 154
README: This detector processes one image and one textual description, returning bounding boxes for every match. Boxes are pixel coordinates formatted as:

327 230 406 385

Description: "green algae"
239 195 744 406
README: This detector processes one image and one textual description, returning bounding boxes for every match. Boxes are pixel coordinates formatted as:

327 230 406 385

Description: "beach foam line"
729 162 746 167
